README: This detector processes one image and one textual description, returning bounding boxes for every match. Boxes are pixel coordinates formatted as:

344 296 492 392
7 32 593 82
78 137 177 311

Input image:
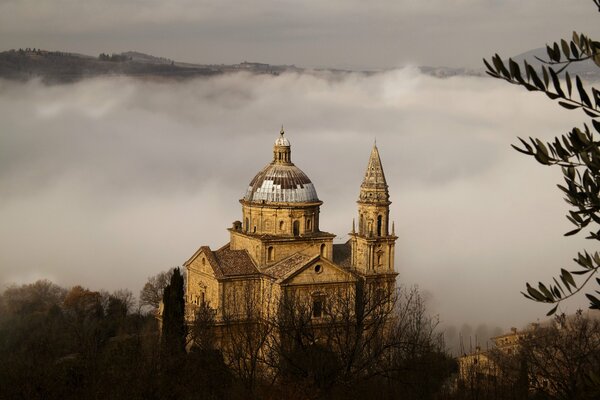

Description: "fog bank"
0 70 591 330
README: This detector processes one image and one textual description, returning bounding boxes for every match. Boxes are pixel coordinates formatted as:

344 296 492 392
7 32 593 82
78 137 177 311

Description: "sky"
1 0 599 350
0 0 599 69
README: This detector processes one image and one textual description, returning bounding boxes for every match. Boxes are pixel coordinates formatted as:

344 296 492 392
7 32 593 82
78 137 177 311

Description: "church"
183 128 398 325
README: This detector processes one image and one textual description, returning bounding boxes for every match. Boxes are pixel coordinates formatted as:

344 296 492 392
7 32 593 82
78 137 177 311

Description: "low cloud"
0 70 591 330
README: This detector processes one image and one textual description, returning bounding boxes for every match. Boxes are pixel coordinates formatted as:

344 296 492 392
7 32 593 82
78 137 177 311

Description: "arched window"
320 244 326 257
245 218 249 232
306 218 312 232
377 215 383 236
377 253 382 266
279 220 284 231
268 246 274 261
293 220 300 236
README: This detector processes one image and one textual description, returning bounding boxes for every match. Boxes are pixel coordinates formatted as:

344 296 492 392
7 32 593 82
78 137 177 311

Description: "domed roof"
244 164 319 203
274 135 290 147
243 129 320 203
274 126 290 146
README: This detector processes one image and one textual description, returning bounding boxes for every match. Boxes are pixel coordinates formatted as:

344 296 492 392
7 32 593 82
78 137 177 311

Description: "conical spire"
358 144 389 203
362 144 387 188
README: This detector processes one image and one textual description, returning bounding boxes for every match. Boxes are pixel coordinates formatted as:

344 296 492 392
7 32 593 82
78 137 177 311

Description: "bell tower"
350 143 397 276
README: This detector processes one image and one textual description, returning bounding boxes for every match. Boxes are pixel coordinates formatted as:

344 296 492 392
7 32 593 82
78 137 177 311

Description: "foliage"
484 0 600 315
160 267 186 362
478 312 600 400
519 311 600 399
98 53 130 62
140 268 175 310
0 276 450 400
0 280 160 400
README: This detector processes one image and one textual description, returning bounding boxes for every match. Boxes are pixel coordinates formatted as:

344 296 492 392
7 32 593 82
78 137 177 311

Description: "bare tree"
270 282 451 398
220 279 277 394
519 311 600 399
139 268 176 310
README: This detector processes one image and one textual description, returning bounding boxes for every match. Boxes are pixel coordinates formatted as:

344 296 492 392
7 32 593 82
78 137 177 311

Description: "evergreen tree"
160 267 186 361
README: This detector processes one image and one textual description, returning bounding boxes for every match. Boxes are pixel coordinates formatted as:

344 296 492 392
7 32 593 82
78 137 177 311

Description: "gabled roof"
184 243 259 279
214 243 260 277
279 256 357 285
263 252 315 280
263 251 357 284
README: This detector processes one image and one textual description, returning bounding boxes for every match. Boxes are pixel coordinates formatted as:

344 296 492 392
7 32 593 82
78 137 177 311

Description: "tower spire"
359 143 389 204
350 142 396 275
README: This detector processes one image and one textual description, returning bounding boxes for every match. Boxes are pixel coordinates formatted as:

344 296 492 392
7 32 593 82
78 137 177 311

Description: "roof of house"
263 252 315 280
213 243 260 278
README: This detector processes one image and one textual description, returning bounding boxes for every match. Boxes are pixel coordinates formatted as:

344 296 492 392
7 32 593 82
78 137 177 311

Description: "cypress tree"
161 267 186 361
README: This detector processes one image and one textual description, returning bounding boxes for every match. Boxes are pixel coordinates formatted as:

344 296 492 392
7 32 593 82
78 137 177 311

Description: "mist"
0 70 592 343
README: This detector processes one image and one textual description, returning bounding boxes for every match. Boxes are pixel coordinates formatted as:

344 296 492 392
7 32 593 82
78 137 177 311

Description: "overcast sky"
0 0 598 68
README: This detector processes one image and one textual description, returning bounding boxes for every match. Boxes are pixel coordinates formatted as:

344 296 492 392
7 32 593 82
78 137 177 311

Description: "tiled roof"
244 163 319 203
213 244 259 277
333 241 352 269
263 252 314 279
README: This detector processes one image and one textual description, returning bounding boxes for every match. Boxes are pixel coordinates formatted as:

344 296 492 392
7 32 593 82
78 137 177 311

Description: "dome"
275 136 290 146
243 128 319 203
275 126 290 146
243 163 319 203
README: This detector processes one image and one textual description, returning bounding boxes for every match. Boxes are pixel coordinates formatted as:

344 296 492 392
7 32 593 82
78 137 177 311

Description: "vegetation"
98 53 131 62
140 268 175 310
0 48 295 83
0 277 454 400
458 311 600 400
160 268 186 364
483 0 600 315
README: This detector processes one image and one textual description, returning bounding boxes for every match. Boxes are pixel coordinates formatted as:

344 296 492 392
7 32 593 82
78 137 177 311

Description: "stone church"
183 128 397 323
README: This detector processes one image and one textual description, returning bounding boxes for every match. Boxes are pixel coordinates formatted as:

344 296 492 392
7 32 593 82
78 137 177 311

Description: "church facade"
183 129 398 325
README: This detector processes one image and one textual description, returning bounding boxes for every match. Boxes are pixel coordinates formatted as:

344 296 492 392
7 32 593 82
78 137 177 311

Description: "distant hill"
1 48 534 83
0 49 300 83
417 66 483 78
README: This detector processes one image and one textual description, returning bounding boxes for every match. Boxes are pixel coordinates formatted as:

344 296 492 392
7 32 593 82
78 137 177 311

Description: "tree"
219 279 277 395
140 268 175 310
484 0 600 315
519 311 600 399
160 267 186 362
482 312 600 400
271 284 451 400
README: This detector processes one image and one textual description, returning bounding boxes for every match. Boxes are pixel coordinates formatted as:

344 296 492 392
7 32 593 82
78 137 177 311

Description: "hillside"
0 49 298 83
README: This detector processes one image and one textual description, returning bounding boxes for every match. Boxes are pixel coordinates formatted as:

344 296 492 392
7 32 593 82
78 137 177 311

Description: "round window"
314 265 322 273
